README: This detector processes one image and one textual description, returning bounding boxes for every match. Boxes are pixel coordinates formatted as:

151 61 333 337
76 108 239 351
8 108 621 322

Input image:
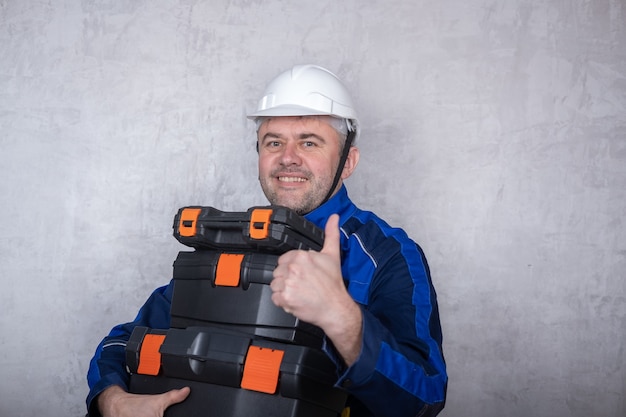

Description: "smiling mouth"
278 176 307 183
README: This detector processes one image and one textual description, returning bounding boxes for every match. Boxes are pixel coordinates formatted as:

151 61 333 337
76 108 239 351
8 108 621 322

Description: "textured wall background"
0 1 624 416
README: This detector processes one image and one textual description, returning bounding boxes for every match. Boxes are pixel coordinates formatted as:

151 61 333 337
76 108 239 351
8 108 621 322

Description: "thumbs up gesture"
271 214 363 365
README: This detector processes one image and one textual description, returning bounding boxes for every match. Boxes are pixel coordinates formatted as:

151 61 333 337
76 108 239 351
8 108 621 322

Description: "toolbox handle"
239 253 279 289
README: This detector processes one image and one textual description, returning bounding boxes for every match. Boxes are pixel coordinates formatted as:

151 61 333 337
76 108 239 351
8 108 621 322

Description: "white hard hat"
247 64 358 133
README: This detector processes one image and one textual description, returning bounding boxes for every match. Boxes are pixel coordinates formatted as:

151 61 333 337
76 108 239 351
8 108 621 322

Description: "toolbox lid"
173 206 324 253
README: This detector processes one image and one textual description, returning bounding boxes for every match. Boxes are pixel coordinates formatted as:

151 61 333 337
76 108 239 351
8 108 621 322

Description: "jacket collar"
304 185 357 229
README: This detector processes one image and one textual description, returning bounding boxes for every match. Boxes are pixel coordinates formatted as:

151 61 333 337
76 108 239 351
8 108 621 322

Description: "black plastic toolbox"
126 326 347 417
169 250 324 347
173 206 324 253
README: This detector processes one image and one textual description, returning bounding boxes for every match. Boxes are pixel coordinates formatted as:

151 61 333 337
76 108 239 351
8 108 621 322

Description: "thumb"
321 214 341 259
162 387 191 407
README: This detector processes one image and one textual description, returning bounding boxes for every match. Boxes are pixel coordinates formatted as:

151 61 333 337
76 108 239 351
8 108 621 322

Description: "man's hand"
271 214 363 365
97 385 190 417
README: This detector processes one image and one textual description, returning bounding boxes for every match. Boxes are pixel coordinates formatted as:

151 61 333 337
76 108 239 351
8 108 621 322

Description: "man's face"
257 116 344 215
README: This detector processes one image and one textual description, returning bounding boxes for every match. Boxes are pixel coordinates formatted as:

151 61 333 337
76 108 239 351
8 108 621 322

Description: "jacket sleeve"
325 244 447 417
85 281 174 417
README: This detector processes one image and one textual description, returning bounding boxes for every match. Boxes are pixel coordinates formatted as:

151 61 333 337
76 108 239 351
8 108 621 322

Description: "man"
87 64 447 417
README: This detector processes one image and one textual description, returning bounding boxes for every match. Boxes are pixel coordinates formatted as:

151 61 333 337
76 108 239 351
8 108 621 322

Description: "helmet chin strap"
317 129 357 210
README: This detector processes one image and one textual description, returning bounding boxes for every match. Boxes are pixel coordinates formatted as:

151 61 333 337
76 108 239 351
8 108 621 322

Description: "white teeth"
278 176 306 182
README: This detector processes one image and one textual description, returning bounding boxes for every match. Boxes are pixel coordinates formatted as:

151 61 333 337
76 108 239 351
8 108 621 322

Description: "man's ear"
341 146 360 180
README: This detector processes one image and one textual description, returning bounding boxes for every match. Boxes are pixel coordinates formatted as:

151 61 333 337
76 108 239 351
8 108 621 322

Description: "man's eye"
303 141 316 147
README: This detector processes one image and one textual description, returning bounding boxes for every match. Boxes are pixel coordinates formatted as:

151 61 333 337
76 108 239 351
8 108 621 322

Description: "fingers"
162 387 191 407
321 214 341 260
270 214 342 321
99 386 191 417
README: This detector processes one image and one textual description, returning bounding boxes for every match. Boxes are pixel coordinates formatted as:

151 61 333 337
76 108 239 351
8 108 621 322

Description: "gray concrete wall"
0 1 624 416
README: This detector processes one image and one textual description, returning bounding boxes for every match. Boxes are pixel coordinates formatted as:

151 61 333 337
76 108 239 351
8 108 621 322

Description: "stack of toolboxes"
125 206 347 417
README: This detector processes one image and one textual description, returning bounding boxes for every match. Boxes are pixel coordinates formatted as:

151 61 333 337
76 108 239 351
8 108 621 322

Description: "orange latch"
178 208 202 237
215 253 244 286
249 209 273 240
136 334 166 376
240 345 284 394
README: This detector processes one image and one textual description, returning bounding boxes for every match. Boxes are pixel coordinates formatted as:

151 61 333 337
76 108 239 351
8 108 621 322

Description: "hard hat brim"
247 104 336 120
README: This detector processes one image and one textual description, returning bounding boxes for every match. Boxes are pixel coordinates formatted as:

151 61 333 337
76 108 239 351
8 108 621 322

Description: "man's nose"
279 142 302 166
